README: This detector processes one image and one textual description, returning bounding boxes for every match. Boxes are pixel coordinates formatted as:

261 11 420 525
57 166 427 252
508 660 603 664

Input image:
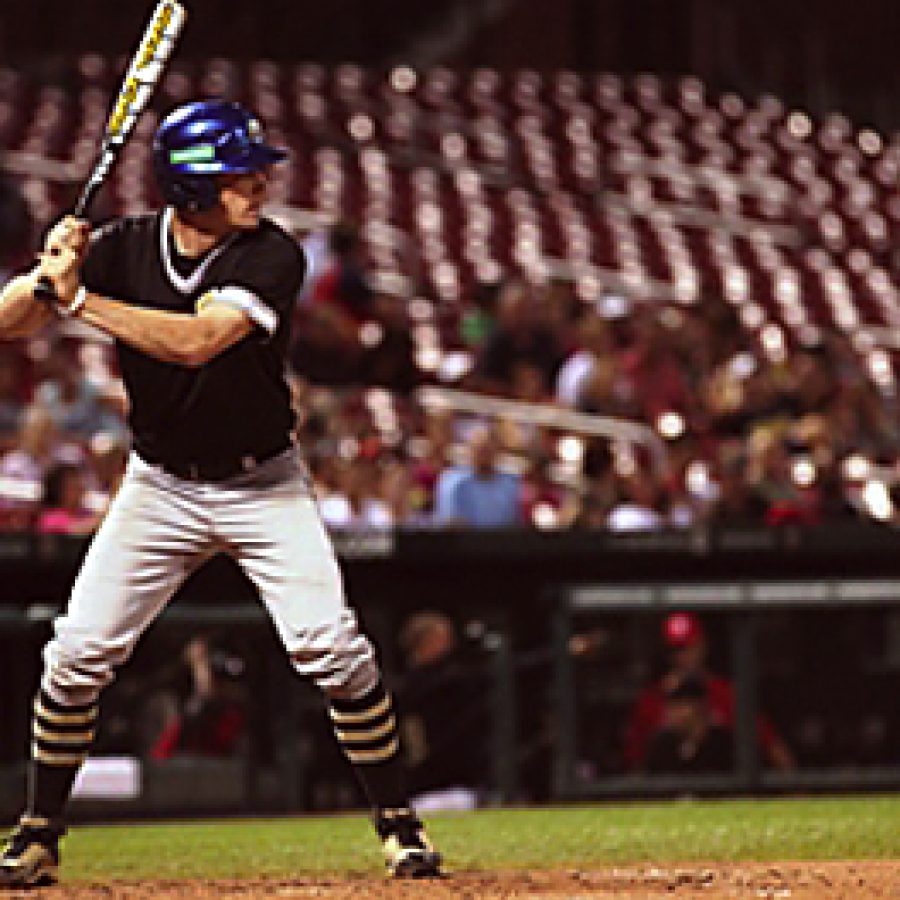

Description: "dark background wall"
2 0 899 128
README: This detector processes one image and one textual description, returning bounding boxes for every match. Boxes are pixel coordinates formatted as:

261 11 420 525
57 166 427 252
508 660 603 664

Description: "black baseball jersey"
80 209 306 467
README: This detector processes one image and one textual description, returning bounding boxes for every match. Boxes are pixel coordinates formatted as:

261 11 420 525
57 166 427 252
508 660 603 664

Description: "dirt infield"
9 861 897 898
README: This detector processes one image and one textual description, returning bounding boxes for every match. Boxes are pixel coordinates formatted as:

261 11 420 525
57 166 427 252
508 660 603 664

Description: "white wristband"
59 286 87 318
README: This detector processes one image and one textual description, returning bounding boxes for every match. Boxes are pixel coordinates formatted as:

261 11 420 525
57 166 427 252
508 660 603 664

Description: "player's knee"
287 621 379 699
41 634 121 706
318 654 380 700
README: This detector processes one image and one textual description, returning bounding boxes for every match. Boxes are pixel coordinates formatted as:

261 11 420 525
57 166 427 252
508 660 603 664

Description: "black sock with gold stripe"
27 690 98 819
328 681 408 810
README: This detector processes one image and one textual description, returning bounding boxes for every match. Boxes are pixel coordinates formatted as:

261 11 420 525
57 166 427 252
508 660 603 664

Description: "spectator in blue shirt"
434 425 523 528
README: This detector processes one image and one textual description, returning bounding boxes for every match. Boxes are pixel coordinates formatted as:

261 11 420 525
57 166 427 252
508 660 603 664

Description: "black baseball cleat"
376 808 443 878
0 815 64 889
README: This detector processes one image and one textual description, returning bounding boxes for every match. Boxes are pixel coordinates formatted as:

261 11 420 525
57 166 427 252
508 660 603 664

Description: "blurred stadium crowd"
3 63 900 533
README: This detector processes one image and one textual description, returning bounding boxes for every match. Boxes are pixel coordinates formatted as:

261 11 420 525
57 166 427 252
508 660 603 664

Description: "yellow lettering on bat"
107 76 139 135
136 3 174 70
104 3 177 137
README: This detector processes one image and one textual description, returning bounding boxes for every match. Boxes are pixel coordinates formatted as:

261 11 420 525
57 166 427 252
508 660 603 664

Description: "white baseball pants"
40 450 379 707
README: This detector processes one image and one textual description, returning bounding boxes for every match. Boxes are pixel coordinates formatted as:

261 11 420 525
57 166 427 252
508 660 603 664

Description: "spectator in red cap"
623 611 794 772
665 611 700 643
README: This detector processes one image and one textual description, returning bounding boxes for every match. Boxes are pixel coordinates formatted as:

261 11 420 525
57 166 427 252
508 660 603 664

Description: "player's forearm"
78 291 226 366
0 271 53 338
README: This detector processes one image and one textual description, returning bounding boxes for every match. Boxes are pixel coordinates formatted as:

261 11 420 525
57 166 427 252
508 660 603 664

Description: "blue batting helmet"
152 100 288 211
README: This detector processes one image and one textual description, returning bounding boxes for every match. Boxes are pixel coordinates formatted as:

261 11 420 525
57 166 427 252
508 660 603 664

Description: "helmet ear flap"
153 153 219 211
176 175 220 212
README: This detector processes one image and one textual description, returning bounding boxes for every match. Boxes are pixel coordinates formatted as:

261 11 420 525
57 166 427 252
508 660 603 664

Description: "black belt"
138 439 292 482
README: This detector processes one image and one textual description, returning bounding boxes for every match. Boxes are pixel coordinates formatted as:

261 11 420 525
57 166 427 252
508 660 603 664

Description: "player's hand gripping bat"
35 0 187 304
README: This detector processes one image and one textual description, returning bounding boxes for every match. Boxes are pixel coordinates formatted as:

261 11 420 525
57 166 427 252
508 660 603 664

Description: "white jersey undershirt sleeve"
199 285 278 336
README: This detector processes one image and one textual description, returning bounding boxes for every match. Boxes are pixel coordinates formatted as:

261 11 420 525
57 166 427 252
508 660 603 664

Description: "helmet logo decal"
170 144 216 164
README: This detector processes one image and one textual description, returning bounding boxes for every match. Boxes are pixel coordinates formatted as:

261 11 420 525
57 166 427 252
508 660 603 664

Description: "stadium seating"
3 61 900 388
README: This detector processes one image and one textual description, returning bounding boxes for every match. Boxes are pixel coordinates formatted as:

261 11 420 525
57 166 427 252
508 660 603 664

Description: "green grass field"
59 795 900 881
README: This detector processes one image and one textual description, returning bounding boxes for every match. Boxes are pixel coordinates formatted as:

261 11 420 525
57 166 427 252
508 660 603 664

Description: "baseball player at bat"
0 100 441 887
